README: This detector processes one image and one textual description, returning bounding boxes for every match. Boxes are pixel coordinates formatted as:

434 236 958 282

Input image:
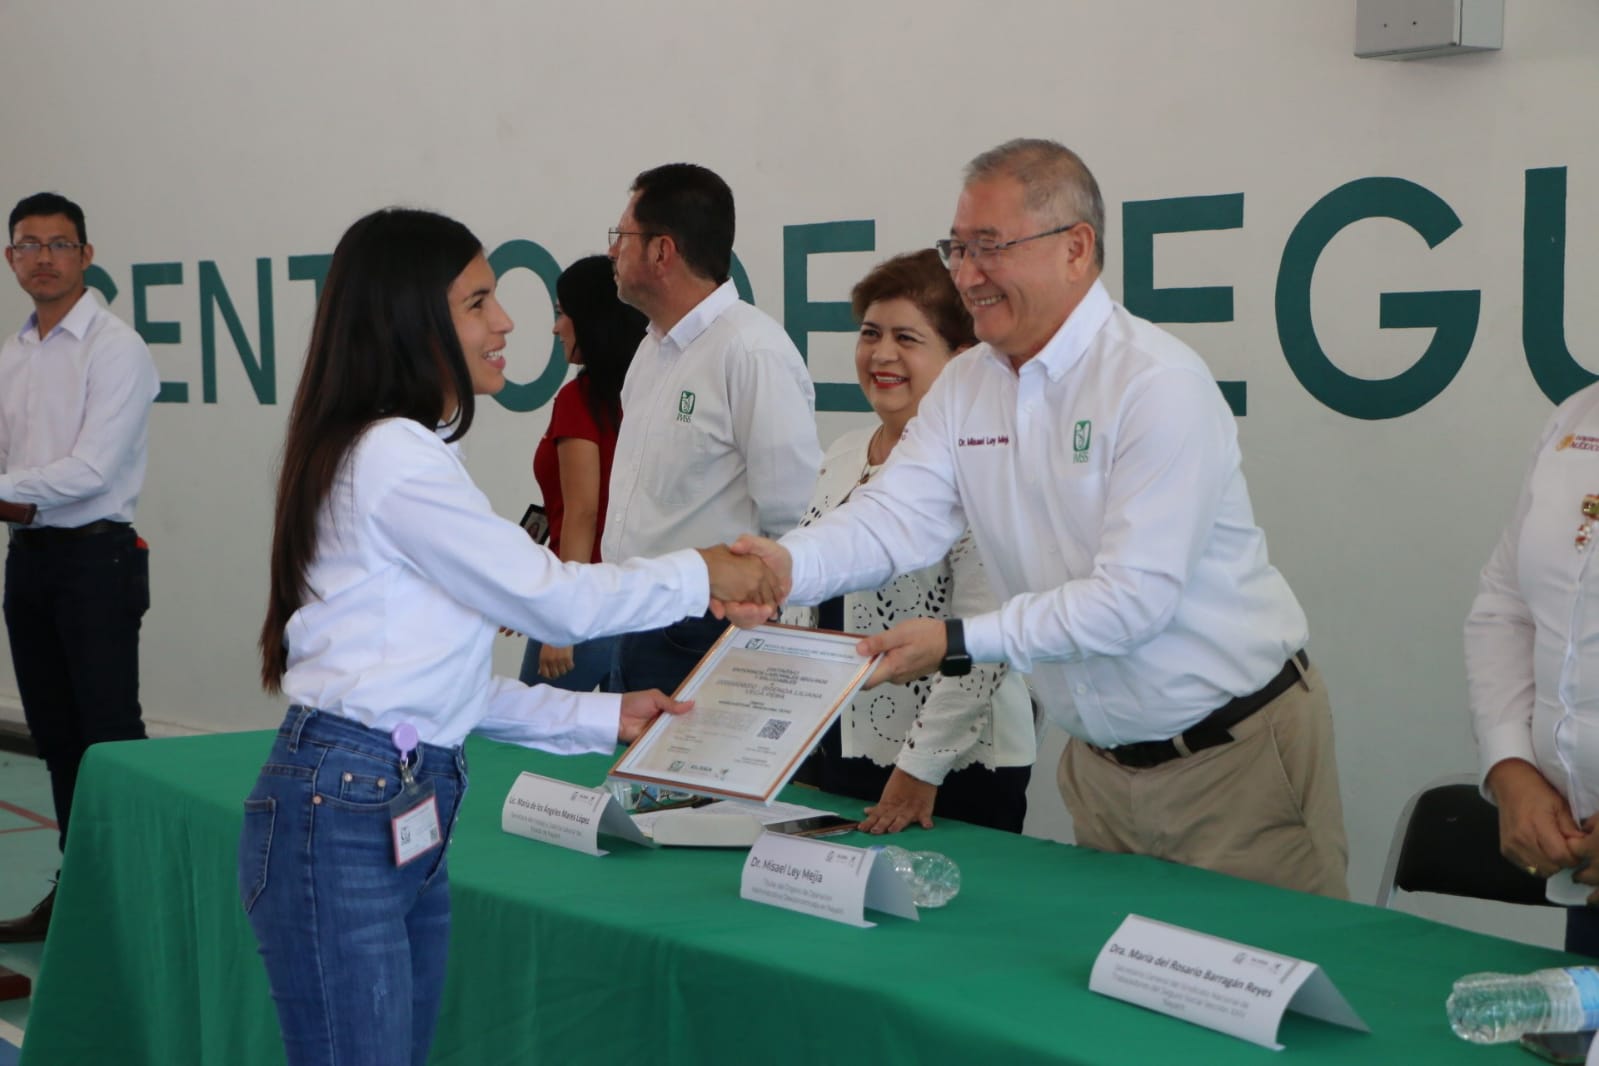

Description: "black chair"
1375 774 1554 909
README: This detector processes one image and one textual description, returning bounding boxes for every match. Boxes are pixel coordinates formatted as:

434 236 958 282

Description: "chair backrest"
1375 774 1553 909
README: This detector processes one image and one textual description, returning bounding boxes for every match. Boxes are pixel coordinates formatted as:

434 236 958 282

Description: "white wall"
1 1 1595 929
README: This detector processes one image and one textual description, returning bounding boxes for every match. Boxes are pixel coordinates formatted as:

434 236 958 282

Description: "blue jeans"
518 634 619 693
238 707 468 1066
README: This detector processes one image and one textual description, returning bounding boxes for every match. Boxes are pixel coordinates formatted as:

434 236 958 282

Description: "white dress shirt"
603 281 820 562
782 281 1307 749
282 418 711 751
780 426 1035 784
0 290 159 527
1466 383 1599 819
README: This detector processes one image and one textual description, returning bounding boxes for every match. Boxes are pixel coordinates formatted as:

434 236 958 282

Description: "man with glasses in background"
728 140 1347 897
0 193 159 939
602 164 819 695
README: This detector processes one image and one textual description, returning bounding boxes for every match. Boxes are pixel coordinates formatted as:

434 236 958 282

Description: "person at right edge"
603 163 821 696
1466 381 1599 954
729 139 1348 897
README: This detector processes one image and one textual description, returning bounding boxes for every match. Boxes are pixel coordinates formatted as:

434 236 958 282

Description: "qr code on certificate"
757 719 790 741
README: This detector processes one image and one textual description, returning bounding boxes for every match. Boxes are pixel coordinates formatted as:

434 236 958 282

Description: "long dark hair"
260 207 483 691
558 255 646 433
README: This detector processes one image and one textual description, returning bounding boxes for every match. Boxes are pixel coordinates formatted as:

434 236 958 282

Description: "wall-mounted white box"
1354 0 1503 60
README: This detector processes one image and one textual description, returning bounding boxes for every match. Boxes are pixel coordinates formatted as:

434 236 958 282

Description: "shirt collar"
985 279 1114 382
20 288 99 343
654 280 739 352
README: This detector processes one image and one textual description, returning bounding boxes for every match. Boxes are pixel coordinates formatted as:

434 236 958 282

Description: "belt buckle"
1107 742 1164 770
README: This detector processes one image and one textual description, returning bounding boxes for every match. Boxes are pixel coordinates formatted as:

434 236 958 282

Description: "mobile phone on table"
766 814 859 838
1520 1030 1594 1064
519 504 550 545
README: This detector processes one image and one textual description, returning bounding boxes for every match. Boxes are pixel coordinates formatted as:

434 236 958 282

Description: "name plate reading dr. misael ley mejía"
500 772 652 857
739 832 917 928
1089 915 1368 1050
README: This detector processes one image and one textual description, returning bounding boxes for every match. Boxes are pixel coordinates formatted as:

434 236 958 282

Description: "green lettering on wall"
84 265 116 304
1523 166 1595 404
199 259 276 405
1124 194 1248 415
288 253 333 305
1275 177 1478 420
783 220 875 413
487 239 565 413
730 250 754 305
133 262 188 403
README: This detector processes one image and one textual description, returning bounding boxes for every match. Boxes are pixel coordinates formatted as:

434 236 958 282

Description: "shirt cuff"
895 749 952 787
660 547 713 614
568 691 625 754
964 610 1006 666
1478 721 1540 800
783 534 826 607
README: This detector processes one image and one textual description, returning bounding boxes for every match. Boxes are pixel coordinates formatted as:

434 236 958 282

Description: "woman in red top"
520 255 647 691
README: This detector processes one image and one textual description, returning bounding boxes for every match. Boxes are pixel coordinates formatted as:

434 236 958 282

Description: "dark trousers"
1568 907 1599 957
3 525 149 850
793 718 1032 834
611 612 729 697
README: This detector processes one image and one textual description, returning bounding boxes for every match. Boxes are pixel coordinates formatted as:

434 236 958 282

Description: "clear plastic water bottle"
1446 967 1599 1043
875 846 961 908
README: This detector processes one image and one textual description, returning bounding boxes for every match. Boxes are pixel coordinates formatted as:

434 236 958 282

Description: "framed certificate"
609 623 878 803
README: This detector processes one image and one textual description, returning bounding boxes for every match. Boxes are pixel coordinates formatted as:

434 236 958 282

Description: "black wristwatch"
939 618 973 677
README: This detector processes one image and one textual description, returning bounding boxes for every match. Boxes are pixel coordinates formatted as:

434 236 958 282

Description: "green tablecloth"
19 730 1576 1065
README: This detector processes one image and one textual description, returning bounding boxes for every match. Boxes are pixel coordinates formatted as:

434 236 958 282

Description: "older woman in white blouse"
784 249 1034 834
1467 381 1599 954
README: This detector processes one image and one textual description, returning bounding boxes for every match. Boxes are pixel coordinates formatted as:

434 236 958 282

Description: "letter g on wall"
1275 177 1479 420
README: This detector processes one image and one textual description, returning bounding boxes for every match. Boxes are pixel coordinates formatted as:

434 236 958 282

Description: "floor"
0 750 58 1061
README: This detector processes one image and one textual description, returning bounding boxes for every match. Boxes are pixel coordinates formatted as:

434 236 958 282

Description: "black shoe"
0 887 54 943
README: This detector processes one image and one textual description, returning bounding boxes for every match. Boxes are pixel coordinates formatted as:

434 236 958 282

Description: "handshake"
697 536 951 691
695 536 792 628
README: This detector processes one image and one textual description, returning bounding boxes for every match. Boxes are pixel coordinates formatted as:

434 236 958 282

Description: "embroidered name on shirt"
1073 420 1092 463
956 435 1010 447
1557 433 1599 453
677 390 696 423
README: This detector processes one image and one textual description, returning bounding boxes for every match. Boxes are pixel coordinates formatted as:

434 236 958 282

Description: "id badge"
389 781 442 867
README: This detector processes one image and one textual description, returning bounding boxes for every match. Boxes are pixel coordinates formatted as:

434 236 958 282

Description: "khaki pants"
1057 662 1349 898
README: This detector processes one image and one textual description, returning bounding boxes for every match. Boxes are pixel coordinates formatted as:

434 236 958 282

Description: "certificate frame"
609 623 878 803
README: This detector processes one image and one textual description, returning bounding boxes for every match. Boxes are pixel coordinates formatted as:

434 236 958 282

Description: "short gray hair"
964 138 1105 269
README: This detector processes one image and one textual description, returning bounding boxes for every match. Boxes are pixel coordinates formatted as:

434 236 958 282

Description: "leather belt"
1098 651 1310 770
10 519 129 543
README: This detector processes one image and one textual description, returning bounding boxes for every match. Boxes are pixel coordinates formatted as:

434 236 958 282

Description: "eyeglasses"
934 221 1082 269
8 240 84 258
607 228 660 247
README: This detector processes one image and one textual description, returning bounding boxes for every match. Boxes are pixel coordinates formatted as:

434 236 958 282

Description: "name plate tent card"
1089 915 1368 1050
739 831 917 928
500 772 652 856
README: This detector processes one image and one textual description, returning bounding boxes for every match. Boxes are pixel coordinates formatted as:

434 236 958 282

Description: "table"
20 730 1577 1064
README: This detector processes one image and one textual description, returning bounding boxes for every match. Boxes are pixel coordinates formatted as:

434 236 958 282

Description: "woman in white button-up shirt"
240 208 771 1066
1468 382 1599 955
783 250 1035 835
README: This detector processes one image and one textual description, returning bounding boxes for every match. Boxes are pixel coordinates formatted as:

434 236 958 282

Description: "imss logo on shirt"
1557 433 1599 453
1073 420 1092 463
677 390 696 424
